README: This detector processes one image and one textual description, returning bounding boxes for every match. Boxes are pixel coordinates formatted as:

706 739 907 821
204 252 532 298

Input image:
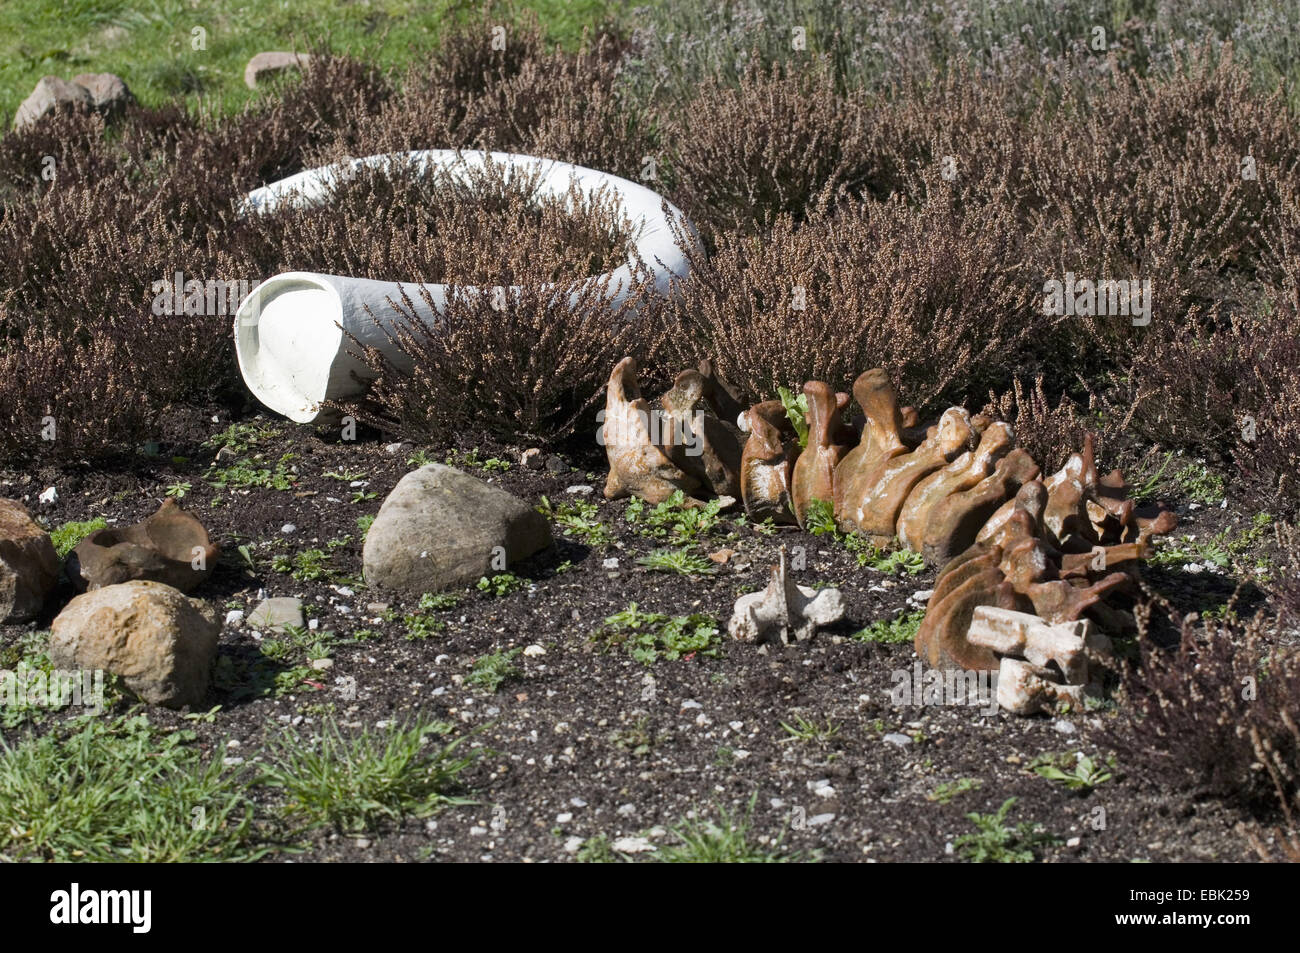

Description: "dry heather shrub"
661 193 1037 413
1231 295 1300 512
216 52 391 185
1091 306 1247 456
0 109 118 195
1102 606 1300 832
982 376 1103 474
324 171 657 444
0 320 156 462
1021 51 1300 381
661 59 878 237
864 65 1044 208
339 277 660 446
315 16 543 159
308 21 649 178
468 35 655 179
222 157 633 288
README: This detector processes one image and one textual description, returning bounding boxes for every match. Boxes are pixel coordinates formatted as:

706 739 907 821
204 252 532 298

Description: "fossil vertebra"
728 547 845 646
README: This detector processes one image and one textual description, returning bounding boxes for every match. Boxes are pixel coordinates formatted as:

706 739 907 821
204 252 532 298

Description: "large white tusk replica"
233 150 698 424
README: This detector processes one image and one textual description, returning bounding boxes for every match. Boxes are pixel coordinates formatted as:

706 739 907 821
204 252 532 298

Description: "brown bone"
601 357 702 504
790 382 850 528
896 421 1013 551
833 370 907 530
660 368 743 499
67 498 220 593
696 358 746 426
740 400 798 524
919 449 1041 569
915 567 1024 671
850 407 974 541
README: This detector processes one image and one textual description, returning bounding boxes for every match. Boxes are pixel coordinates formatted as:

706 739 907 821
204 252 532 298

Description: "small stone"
521 448 543 470
523 644 546 657
247 597 305 633
38 487 57 505
544 455 568 473
563 836 584 853
883 733 913 747
911 589 934 602
281 523 296 534
808 813 836 827
384 442 413 455
1053 719 1077 735
565 485 594 495
355 837 371 849
215 446 239 463
602 557 619 570
310 658 334 671
611 836 656 854
362 464 551 595
224 609 244 626
556 812 573 824
570 797 587 808
617 803 636 816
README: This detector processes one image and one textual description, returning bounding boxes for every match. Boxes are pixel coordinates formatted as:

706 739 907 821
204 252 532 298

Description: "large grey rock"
13 76 93 131
0 499 60 622
244 51 311 89
70 72 133 117
363 464 552 595
50 580 219 708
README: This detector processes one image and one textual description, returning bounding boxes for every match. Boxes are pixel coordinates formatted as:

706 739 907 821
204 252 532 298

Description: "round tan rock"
50 580 219 709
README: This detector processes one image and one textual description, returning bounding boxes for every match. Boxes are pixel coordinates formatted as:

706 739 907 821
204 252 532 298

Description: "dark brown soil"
0 413 1277 863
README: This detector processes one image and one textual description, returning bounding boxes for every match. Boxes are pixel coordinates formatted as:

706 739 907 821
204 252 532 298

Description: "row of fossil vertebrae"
600 358 1176 671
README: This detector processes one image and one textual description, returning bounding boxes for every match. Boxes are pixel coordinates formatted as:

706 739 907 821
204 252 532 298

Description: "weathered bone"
996 657 1086 716
914 565 1022 671
68 498 220 593
919 448 1041 569
896 422 1014 552
660 368 743 499
696 358 746 426
739 400 798 524
790 382 850 528
833 370 907 527
728 547 845 646
601 357 701 503
967 606 1095 685
848 407 974 540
